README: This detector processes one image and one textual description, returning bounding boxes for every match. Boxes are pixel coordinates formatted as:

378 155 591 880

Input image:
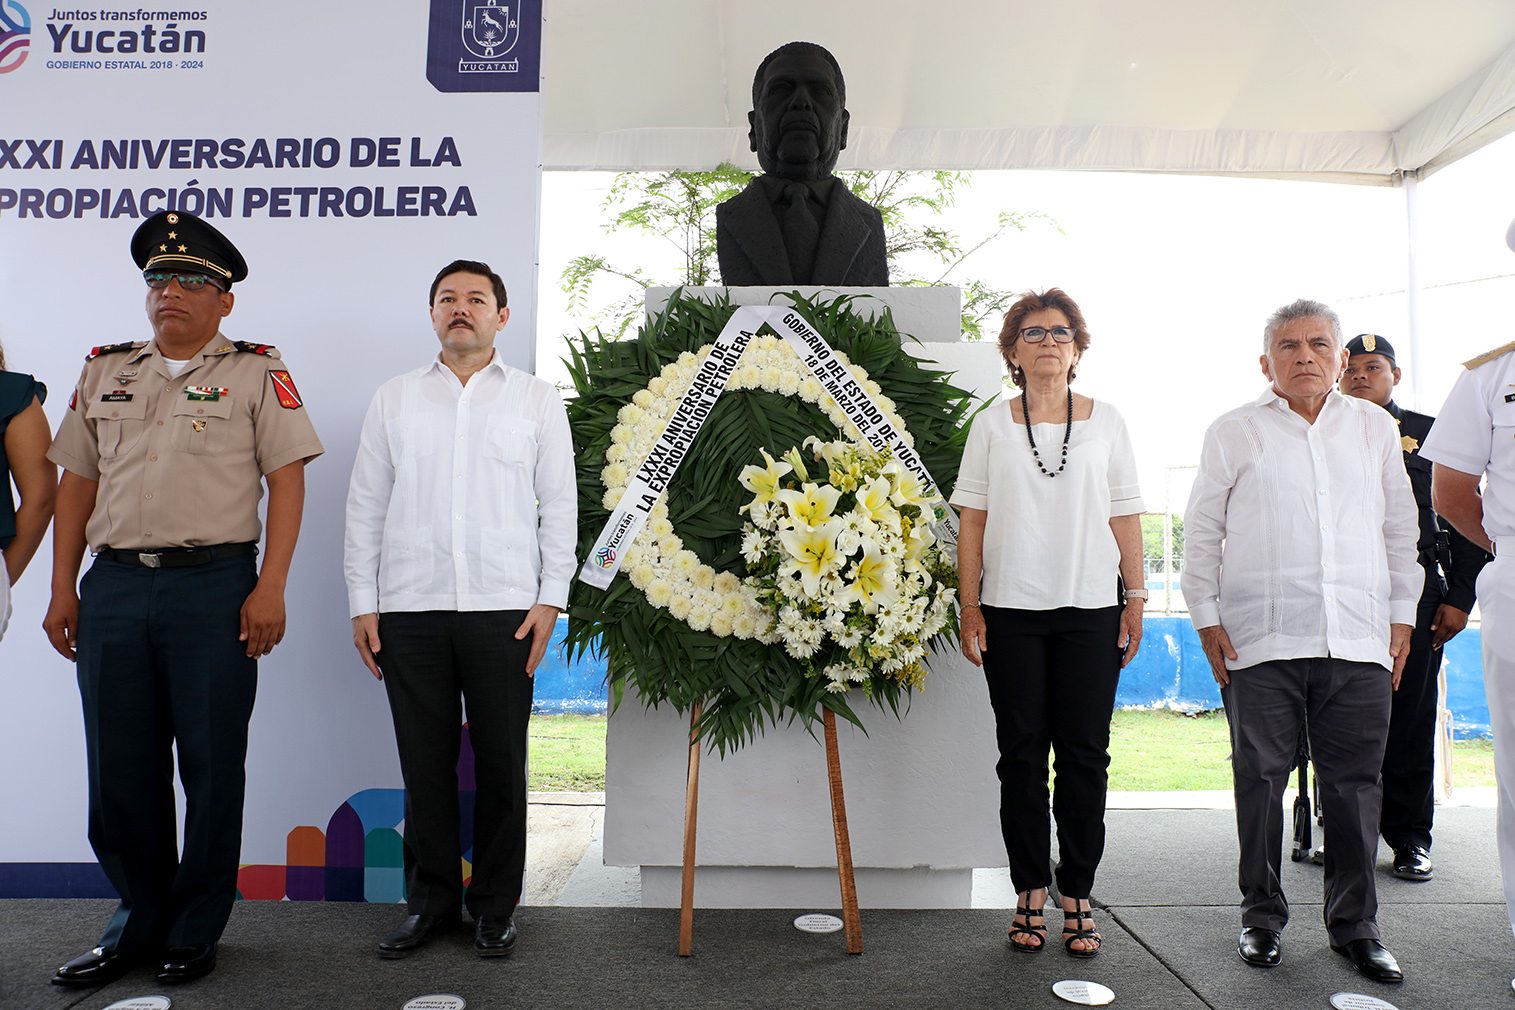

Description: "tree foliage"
560 166 1058 339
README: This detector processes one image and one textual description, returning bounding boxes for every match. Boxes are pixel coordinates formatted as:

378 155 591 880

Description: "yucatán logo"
426 0 538 93
462 0 517 64
0 1 29 74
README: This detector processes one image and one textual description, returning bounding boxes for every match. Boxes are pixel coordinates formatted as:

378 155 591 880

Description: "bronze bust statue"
717 42 889 287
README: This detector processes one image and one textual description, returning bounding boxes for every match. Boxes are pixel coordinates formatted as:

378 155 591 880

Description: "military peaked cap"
130 210 248 286
1345 333 1396 364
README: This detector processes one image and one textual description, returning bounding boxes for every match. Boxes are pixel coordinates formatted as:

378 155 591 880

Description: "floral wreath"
566 291 976 753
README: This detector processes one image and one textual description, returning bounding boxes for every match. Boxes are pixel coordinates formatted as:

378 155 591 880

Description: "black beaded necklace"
1021 387 1073 477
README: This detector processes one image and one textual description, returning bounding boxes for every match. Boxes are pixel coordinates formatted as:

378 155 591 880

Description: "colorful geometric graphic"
0 1 30 75
235 723 480 903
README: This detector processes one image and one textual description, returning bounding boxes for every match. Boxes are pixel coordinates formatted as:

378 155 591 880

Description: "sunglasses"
143 271 225 292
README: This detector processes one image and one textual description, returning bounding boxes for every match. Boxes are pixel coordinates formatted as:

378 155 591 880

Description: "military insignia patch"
269 370 303 409
86 342 138 361
1401 434 1419 453
234 340 277 356
69 390 77 410
192 419 208 433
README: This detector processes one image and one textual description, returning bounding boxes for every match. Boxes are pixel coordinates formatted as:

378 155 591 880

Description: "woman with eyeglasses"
950 288 1146 958
0 338 56 642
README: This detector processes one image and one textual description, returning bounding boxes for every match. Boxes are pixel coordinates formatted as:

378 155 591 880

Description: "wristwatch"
1124 588 1149 601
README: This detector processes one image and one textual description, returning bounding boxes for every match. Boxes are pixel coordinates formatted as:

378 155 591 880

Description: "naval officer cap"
1345 333 1396 364
130 210 249 287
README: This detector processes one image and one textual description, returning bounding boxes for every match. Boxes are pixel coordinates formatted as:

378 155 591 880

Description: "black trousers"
76 553 259 954
1380 588 1445 851
979 604 1123 898
1222 658 1391 944
377 610 534 917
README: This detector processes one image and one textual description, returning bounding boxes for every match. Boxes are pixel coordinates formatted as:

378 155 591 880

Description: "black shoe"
1392 845 1433 881
473 915 517 956
156 943 217 983
51 946 137 988
1331 938 1404 983
378 913 457 958
1238 927 1282 967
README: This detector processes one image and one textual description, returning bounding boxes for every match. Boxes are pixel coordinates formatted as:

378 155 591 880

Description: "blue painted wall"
531 616 608 715
532 616 1495 738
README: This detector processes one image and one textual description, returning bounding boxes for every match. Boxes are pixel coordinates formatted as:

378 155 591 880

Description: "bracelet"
1124 589 1149 601
962 603 981 610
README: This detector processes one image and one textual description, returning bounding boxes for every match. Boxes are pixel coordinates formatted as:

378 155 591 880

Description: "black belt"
100 541 257 568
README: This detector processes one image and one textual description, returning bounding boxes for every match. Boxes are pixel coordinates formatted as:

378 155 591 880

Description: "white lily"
774 482 843 527
738 449 792 510
778 518 845 598
838 540 900 614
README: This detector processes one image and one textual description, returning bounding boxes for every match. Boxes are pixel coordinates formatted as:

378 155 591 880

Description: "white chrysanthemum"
618 403 647 426
605 443 628 463
732 613 757 638
709 613 734 638
601 487 621 510
628 564 655 590
670 550 700 580
690 566 714 590
713 571 741 595
720 594 745 618
647 580 675 608
601 462 630 488
668 593 694 620
687 606 713 632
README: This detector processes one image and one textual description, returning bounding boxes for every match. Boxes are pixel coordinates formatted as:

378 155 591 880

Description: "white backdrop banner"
0 0 543 895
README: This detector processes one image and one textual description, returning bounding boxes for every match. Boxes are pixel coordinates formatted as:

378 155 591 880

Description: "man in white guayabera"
1182 299 1420 986
344 259 575 960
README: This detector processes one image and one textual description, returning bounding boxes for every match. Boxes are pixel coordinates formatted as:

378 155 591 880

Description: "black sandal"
1007 898 1047 952
1062 899 1101 958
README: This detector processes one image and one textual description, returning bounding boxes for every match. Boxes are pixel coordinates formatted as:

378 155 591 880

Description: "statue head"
748 42 849 182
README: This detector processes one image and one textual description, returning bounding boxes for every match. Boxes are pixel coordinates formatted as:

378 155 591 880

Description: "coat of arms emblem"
462 0 518 60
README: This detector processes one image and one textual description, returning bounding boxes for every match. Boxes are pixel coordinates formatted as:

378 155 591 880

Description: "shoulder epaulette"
1463 340 1515 370
233 340 279 356
85 341 143 361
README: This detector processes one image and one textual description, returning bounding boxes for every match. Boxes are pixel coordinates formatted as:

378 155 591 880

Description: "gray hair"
1263 299 1342 353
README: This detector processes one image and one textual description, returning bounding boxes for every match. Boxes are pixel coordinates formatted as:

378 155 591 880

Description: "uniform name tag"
184 386 229 401
100 391 133 402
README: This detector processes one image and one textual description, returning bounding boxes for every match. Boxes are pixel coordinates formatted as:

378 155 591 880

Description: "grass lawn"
528 710 1498 793
1109 708 1497 791
528 714 608 792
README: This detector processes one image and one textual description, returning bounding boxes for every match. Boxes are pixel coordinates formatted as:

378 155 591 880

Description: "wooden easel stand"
676 702 864 956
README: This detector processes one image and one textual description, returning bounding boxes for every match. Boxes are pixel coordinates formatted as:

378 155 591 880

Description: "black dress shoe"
1331 937 1404 983
473 915 517 957
51 946 137 987
157 943 217 983
378 913 457 958
1392 844 1433 881
1238 927 1282 967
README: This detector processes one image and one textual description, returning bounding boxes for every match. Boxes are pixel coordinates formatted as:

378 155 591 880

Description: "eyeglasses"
143 271 225 292
1018 326 1075 344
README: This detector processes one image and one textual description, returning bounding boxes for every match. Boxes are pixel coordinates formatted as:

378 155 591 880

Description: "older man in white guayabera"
1183 298 1420 985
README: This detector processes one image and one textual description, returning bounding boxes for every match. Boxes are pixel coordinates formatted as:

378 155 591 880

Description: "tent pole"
1404 171 1423 411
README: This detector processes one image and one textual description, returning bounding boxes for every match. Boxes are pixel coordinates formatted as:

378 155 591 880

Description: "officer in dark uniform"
1340 333 1488 881
43 211 323 987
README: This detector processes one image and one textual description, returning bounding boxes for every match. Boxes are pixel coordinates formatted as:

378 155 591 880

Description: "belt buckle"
139 552 162 568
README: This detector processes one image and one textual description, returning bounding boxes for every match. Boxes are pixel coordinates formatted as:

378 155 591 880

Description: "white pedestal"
603 286 1007 909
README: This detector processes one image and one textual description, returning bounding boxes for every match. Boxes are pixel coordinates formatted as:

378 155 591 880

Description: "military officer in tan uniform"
43 210 323 988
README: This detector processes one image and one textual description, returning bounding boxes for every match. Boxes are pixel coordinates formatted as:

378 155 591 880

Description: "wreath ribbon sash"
579 304 959 591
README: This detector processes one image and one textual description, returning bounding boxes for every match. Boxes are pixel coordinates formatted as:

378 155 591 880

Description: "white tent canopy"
542 0 1515 184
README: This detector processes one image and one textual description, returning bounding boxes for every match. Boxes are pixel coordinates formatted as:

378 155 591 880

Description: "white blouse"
950 397 1144 610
